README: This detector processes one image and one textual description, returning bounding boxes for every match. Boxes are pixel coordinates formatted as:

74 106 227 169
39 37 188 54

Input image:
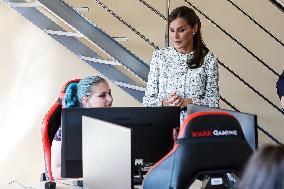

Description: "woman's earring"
193 32 195 35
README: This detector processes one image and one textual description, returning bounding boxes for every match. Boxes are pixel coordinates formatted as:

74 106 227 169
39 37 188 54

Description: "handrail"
138 0 166 20
137 0 283 115
184 0 280 77
220 96 282 145
165 0 170 47
137 0 170 47
94 0 160 50
8 0 146 101
226 0 283 47
8 0 281 144
269 0 284 13
36 0 150 82
136 0 283 143
219 60 283 115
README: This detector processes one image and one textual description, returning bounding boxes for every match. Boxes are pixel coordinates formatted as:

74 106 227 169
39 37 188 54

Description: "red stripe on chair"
178 112 234 139
42 101 60 181
145 112 233 179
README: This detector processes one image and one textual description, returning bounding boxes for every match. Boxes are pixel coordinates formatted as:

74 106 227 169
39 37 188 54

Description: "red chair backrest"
143 112 253 189
42 79 80 181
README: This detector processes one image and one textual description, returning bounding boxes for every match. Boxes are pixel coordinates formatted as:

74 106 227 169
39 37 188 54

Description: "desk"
4 180 201 188
4 180 143 189
4 180 81 189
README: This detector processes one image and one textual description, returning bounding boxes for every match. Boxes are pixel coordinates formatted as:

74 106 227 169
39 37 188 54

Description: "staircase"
3 0 284 144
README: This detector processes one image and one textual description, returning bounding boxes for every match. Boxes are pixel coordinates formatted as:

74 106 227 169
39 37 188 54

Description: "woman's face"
83 81 113 108
169 17 197 53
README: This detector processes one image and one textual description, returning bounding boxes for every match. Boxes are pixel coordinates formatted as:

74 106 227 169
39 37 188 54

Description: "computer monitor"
61 107 180 178
82 117 132 189
187 104 258 150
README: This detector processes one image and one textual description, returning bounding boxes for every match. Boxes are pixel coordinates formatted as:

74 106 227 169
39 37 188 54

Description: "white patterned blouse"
143 46 220 109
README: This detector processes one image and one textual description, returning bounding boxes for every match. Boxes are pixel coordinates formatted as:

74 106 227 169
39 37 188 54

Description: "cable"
8 180 37 189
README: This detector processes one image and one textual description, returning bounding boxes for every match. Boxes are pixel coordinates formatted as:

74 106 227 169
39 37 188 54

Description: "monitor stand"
72 180 83 187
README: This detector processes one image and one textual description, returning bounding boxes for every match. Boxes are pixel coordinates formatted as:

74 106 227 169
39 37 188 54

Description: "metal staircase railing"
135 0 283 116
128 0 284 116
225 0 283 47
184 0 280 77
138 0 166 20
92 0 283 143
126 0 283 143
4 0 282 143
94 0 160 50
182 1 283 144
220 96 282 145
219 61 283 115
269 0 284 12
36 0 150 82
136 0 170 47
4 0 147 102
182 0 283 116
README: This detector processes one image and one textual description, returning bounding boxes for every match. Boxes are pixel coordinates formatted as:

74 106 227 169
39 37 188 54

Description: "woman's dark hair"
169 6 208 68
237 144 284 189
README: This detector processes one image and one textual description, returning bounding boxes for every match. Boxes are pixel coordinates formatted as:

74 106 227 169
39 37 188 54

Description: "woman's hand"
176 97 192 108
162 92 177 106
162 92 192 108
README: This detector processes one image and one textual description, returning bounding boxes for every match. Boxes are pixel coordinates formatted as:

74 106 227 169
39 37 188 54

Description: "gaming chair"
143 112 253 189
41 79 80 189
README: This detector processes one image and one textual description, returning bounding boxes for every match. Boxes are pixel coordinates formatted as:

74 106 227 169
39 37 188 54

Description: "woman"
237 144 284 189
276 70 284 110
143 6 220 118
51 76 113 179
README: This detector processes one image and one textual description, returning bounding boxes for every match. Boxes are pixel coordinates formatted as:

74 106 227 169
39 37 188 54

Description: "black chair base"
201 172 239 189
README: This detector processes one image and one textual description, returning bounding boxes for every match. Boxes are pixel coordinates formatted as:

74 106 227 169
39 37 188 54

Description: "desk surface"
4 179 143 189
4 179 201 188
3 180 81 189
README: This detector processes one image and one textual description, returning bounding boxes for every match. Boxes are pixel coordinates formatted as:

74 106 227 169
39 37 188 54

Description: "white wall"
88 0 284 144
0 2 140 187
0 0 283 187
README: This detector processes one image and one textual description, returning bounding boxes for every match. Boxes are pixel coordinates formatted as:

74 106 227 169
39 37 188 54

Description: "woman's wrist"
185 98 192 104
181 98 192 108
162 98 168 106
163 96 173 107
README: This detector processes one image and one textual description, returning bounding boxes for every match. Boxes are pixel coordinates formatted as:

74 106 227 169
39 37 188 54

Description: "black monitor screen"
61 107 180 178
